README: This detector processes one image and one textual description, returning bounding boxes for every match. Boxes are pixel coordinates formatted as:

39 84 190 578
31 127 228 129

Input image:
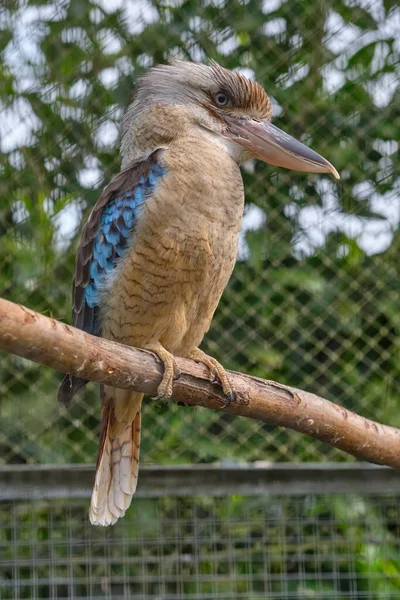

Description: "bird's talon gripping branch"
188 348 235 402
146 342 179 401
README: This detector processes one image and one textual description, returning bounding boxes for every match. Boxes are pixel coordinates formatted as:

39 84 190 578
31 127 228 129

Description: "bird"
58 59 339 526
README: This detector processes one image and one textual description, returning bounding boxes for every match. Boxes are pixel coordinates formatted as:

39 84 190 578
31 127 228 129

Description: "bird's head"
121 60 339 179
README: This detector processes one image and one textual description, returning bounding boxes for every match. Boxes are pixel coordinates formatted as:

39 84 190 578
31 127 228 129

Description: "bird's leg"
188 348 235 408
145 341 180 403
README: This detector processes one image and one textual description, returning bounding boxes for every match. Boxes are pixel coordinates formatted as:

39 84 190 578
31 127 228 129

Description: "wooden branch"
1 297 400 468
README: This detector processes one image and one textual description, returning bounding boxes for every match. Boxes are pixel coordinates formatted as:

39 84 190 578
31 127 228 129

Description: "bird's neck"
162 132 245 227
120 106 176 167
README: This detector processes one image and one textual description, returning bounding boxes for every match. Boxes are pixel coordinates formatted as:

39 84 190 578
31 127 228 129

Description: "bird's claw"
151 391 170 405
211 369 220 384
222 390 236 409
173 369 182 382
188 348 237 409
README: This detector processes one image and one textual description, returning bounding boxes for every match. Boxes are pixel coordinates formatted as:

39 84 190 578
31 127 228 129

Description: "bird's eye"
215 92 229 106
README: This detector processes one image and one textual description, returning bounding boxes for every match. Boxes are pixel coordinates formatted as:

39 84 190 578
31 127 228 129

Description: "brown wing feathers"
57 153 161 407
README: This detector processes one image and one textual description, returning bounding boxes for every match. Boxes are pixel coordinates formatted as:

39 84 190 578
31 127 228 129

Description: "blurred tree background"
1 1 400 598
0 0 399 466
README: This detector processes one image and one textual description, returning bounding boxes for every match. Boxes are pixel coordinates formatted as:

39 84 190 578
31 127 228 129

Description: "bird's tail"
89 386 143 526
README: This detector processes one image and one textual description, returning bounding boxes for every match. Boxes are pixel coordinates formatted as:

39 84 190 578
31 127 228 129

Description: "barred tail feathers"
89 387 143 526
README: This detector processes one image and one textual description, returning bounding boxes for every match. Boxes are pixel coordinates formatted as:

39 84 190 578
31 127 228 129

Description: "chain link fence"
0 0 399 467
0 0 399 595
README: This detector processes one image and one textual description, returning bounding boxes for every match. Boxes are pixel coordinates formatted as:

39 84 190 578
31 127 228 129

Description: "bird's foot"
145 342 180 404
188 348 235 408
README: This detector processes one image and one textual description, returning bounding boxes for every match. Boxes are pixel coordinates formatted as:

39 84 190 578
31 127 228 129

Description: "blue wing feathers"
82 161 165 320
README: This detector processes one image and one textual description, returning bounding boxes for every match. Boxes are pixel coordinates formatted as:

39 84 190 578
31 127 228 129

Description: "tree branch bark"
0 297 399 468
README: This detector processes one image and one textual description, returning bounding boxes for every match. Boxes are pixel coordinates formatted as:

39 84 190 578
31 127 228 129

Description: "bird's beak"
223 115 340 179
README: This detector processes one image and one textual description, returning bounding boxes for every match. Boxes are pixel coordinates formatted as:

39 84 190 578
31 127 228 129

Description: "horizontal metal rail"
0 463 399 500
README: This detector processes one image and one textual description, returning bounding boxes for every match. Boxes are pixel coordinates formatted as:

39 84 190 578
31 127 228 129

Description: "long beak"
223 115 340 179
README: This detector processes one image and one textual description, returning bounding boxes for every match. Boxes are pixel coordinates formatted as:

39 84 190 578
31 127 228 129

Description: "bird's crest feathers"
136 59 272 120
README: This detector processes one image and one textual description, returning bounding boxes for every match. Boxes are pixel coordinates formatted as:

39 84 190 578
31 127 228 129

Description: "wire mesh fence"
2 466 400 600
1 0 399 467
